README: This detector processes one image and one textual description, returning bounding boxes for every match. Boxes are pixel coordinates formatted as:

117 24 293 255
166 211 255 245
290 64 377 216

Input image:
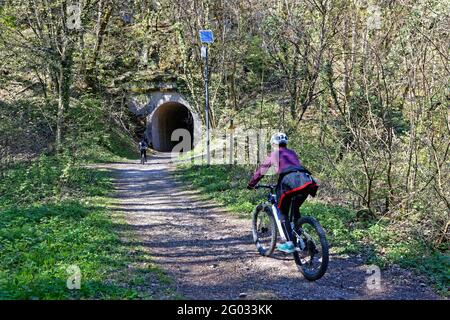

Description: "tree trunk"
56 40 74 152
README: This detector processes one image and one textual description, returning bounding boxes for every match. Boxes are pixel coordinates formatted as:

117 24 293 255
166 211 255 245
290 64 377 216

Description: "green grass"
174 163 449 296
0 148 175 299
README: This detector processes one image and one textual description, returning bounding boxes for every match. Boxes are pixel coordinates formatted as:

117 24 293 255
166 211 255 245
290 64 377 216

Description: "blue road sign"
199 30 214 43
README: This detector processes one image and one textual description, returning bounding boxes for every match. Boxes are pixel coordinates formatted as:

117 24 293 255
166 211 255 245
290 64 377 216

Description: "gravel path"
101 153 442 300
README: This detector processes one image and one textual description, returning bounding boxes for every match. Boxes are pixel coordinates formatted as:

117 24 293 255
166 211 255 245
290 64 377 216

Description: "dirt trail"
100 153 441 300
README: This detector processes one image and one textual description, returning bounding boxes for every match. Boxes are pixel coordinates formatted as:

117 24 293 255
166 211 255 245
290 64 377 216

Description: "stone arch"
129 92 201 152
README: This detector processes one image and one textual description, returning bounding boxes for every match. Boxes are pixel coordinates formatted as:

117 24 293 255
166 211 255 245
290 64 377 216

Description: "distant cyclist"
247 132 318 253
139 138 149 163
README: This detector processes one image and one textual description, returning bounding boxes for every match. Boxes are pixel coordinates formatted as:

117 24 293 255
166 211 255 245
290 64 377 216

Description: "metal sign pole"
199 30 213 166
199 30 214 166
205 46 210 166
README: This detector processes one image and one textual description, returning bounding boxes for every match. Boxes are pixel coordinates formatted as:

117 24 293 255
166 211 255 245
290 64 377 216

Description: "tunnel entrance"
151 102 194 152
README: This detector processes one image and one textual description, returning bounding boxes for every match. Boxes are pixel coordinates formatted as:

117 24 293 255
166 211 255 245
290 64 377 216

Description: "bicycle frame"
257 185 307 250
271 204 287 241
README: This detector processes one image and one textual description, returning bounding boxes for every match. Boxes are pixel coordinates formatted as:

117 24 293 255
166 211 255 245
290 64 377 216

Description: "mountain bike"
251 184 329 281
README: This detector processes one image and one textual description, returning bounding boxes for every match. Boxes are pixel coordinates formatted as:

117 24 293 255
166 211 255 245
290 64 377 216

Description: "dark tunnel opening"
151 102 194 152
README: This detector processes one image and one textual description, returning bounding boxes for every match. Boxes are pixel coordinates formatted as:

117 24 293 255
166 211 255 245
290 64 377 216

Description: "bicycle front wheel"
293 216 329 281
252 204 277 257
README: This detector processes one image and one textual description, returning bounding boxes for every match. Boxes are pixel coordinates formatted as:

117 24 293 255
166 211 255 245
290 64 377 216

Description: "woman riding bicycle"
247 132 318 253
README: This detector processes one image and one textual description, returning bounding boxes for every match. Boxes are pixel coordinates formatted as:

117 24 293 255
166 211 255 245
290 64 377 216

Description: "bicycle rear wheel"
252 204 277 257
293 216 329 281
141 153 145 165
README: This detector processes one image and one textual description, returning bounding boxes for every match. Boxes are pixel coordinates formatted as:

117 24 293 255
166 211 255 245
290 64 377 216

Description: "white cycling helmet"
270 132 288 145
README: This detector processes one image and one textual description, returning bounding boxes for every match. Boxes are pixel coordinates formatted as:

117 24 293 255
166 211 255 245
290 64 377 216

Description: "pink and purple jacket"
248 147 302 188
